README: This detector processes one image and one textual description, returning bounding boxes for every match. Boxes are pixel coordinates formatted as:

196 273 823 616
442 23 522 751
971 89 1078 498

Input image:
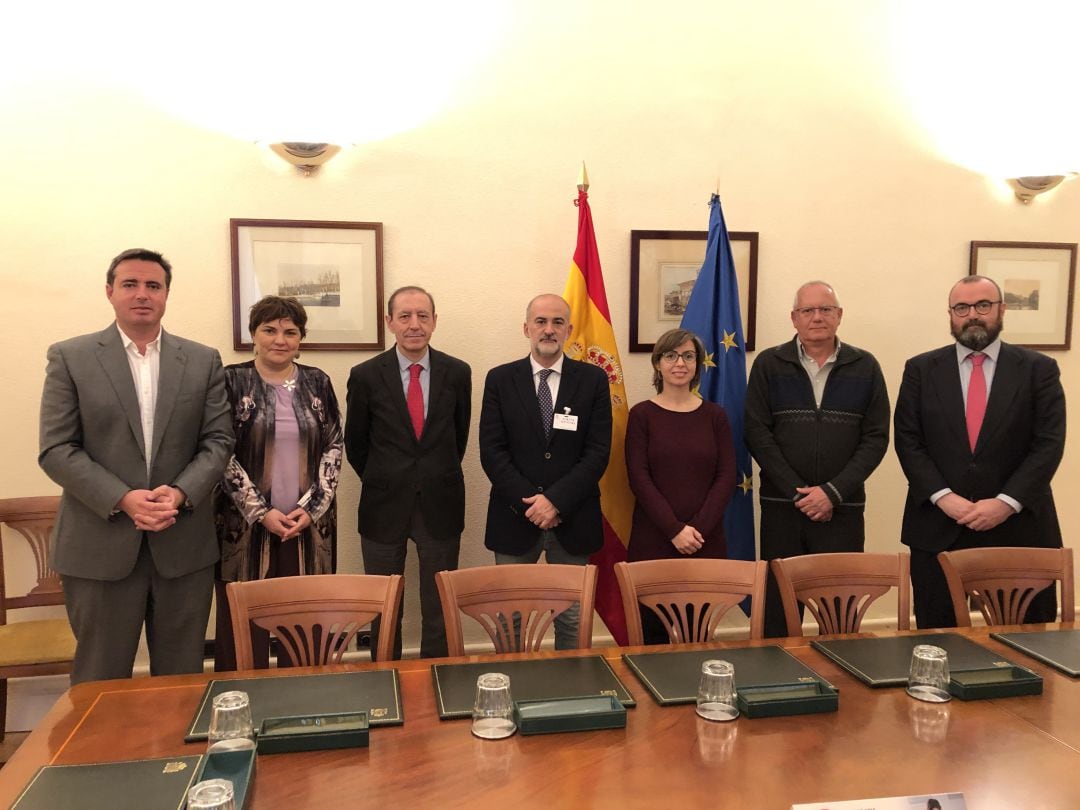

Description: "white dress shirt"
530 353 565 405
929 338 1019 513
118 324 161 478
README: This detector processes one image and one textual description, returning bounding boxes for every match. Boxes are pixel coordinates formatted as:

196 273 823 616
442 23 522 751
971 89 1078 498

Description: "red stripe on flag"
573 191 612 322
590 518 629 646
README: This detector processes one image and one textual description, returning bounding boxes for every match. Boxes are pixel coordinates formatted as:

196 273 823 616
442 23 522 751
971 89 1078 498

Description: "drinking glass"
187 778 236 810
207 690 256 751
696 659 739 721
907 644 951 703
471 672 516 739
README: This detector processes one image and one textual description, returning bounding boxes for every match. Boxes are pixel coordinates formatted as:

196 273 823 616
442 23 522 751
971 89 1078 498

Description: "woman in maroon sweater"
625 328 736 643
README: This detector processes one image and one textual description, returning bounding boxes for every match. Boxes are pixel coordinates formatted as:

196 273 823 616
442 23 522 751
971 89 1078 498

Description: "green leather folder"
991 629 1080 677
812 633 1033 687
622 645 836 706
431 655 636 719
11 755 203 810
185 669 402 742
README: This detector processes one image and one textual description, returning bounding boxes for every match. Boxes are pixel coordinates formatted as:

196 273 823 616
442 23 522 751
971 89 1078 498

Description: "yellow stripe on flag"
563 260 633 544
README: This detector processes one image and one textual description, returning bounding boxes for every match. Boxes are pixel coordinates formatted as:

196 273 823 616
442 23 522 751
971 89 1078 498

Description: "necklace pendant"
282 377 297 392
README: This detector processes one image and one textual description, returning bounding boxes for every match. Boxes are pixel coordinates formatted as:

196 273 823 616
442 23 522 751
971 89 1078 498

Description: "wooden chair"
0 496 75 741
938 547 1075 627
436 564 597 656
770 552 911 637
614 558 767 645
226 574 403 669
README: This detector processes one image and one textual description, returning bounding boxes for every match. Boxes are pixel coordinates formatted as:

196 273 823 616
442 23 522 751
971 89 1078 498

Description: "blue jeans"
494 530 589 650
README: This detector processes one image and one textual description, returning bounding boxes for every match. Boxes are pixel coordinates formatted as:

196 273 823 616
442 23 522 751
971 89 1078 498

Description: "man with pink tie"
894 275 1067 628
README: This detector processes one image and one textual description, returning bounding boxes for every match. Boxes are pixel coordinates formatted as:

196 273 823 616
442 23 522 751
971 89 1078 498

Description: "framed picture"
969 241 1077 349
230 219 384 351
629 230 758 353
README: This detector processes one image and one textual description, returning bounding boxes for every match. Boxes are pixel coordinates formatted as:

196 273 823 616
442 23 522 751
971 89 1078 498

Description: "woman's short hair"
650 328 706 393
248 295 308 339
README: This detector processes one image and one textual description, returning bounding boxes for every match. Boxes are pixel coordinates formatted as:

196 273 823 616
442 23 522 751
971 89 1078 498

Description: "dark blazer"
479 356 612 556
39 325 234 580
894 342 1065 553
345 346 471 543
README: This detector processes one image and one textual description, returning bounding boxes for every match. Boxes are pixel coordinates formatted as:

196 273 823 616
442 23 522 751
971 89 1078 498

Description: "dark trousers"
214 536 301 672
493 530 590 651
760 502 865 638
910 534 1058 629
362 509 459 660
63 537 213 684
640 606 674 646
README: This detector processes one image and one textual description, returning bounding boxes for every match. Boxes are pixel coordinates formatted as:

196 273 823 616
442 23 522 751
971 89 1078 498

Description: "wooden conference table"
2 625 1079 809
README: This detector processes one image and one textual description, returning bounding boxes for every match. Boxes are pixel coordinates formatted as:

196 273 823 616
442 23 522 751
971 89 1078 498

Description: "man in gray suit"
39 248 233 683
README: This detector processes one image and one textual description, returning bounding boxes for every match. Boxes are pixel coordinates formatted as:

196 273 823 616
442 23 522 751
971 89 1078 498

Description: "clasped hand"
522 494 561 530
261 507 313 541
118 485 184 532
795 486 833 522
671 525 704 555
937 493 1012 532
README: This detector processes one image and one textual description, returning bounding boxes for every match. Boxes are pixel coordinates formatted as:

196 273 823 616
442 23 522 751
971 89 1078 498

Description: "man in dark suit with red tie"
894 275 1067 628
345 286 471 659
479 293 612 649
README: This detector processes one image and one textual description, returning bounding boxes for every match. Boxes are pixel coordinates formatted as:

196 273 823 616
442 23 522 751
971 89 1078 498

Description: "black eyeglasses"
949 300 1000 317
660 351 697 364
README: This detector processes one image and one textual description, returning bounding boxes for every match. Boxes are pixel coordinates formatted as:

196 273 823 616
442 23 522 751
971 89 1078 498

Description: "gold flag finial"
578 161 590 192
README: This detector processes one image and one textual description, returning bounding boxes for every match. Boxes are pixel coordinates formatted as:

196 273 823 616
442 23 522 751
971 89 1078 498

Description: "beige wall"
2 2 1077 653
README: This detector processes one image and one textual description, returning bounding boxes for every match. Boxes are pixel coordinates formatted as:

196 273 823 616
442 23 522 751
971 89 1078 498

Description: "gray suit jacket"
39 325 234 580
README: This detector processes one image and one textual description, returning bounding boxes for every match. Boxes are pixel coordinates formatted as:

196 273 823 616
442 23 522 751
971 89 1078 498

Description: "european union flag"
679 194 755 563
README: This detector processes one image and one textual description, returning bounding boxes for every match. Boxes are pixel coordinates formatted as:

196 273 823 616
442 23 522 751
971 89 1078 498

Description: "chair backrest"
226 574 403 669
614 558 767 645
436 564 597 656
938 547 1075 627
0 496 64 619
770 552 911 637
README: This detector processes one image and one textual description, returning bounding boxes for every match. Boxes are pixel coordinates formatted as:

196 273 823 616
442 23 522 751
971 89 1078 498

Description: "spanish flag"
562 174 633 645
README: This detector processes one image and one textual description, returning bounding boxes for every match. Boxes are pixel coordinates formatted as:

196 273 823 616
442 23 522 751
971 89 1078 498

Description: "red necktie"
407 363 424 440
966 352 986 452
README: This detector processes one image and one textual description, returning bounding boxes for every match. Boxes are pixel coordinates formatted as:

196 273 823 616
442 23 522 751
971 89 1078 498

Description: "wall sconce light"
269 142 342 175
1006 174 1075 204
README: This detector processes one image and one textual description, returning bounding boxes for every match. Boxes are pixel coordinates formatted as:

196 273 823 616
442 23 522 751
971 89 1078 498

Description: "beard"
952 317 1002 350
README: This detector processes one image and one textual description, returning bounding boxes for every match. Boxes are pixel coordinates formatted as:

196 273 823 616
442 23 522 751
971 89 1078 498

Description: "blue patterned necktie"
538 369 554 439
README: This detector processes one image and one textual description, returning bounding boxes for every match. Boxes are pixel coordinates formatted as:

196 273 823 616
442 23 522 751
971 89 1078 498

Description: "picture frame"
969 241 1077 349
230 218 385 351
629 230 758 353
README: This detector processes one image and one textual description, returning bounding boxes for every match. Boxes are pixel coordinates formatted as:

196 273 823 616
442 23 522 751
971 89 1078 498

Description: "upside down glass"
696 659 739 721
907 644 951 703
187 778 236 810
472 672 516 739
207 690 256 751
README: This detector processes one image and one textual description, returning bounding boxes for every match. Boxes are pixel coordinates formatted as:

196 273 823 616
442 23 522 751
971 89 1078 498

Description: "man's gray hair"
793 281 840 309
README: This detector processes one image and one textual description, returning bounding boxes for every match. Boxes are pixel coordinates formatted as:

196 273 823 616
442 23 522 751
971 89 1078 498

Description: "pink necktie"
407 363 424 439
966 352 986 452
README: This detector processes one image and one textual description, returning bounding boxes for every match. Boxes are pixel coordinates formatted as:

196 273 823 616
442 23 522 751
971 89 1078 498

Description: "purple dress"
625 399 736 561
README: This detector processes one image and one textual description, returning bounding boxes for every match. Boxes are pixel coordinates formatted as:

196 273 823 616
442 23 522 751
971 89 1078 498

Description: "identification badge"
553 412 578 431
